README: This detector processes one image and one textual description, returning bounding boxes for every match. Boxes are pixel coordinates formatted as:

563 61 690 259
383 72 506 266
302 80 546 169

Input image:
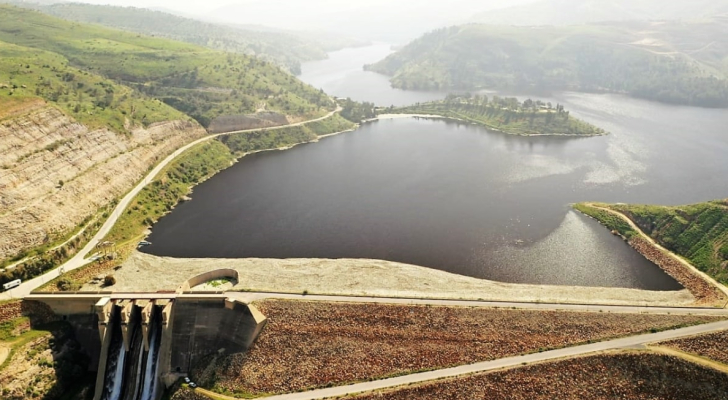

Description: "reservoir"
141 45 728 290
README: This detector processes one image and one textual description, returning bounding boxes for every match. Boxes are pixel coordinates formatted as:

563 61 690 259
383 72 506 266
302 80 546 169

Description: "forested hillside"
387 94 607 136
7 2 335 74
0 5 333 128
367 19 728 107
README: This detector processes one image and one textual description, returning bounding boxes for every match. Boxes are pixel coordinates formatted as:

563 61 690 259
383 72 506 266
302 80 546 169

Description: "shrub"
56 278 72 291
103 275 116 287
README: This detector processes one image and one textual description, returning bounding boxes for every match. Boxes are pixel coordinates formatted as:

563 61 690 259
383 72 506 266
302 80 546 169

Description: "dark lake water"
142 45 728 290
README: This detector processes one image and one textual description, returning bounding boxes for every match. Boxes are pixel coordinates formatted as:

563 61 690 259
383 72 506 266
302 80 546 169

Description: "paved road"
1 107 341 300
24 291 728 317
231 292 728 316
259 319 728 400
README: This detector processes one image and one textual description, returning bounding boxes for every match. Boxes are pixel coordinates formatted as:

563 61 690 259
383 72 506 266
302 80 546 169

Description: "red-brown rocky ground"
352 352 728 400
660 330 728 365
201 300 722 396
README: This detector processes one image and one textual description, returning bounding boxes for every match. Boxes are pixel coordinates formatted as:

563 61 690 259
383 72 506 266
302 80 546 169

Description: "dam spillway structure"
26 289 268 400
96 299 171 400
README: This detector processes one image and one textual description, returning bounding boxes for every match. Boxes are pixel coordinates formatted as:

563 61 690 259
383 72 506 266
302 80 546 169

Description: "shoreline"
575 204 728 308
372 113 606 137
87 251 698 308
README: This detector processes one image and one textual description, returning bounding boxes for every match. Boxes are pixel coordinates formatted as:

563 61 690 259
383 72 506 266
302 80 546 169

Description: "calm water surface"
142 46 728 290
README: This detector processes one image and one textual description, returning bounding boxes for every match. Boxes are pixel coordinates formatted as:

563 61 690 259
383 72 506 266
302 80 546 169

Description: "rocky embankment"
628 237 727 306
202 300 719 396
0 104 206 260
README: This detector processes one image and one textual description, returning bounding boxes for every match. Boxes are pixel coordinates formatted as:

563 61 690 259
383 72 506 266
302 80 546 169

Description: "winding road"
1 107 341 300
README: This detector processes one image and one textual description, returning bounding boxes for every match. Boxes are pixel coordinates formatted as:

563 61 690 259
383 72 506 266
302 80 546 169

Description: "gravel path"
98 252 696 307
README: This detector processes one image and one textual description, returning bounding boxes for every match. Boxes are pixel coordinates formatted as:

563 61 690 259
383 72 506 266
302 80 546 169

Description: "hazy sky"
69 0 537 20
75 0 240 14
65 0 538 40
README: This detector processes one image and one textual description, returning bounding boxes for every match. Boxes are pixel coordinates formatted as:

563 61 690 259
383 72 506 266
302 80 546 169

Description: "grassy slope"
389 96 607 136
0 40 185 132
20 2 329 75
576 201 728 285
367 21 728 107
0 5 333 127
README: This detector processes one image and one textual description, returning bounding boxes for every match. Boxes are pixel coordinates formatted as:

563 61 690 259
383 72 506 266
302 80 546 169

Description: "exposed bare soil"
0 323 92 400
0 106 205 260
202 300 721 396
352 352 728 400
101 252 696 307
660 330 728 365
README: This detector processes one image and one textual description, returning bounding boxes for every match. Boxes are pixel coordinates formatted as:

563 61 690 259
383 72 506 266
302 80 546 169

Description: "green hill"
366 19 728 107
0 5 333 129
385 94 607 136
577 201 728 285
0 40 184 133
9 2 333 75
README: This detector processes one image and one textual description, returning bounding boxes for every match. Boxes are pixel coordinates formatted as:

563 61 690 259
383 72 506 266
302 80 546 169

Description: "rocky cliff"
0 103 206 260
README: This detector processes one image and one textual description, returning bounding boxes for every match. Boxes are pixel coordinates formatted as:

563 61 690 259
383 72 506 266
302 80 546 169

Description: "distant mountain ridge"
1 1 366 74
205 0 537 42
367 18 728 108
471 0 728 26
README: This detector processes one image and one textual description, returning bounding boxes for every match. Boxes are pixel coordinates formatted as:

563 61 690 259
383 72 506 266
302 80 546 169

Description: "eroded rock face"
0 106 206 260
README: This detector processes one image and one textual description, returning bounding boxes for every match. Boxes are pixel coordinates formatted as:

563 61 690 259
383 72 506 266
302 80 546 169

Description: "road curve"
1 107 341 300
257 320 728 400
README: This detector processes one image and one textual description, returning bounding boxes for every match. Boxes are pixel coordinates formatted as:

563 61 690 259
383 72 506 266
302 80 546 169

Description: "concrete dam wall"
26 293 267 399
170 297 267 373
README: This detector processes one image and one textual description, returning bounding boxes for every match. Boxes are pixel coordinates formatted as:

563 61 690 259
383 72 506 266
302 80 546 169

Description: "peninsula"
384 95 607 136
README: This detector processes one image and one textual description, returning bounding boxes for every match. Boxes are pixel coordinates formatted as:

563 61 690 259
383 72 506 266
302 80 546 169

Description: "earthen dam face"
26 292 267 400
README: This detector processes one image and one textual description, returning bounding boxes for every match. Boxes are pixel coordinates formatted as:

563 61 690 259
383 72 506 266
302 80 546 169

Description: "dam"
25 291 267 400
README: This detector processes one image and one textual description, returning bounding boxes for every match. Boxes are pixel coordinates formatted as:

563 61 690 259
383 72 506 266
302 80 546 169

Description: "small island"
382 94 608 136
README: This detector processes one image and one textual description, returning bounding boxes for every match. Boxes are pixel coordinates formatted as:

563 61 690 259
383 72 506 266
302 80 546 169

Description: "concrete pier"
118 300 135 352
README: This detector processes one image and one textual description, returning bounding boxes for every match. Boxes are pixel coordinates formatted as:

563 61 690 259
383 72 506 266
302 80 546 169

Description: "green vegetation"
0 213 107 290
104 140 235 246
607 201 728 284
338 98 377 123
0 5 333 128
103 114 354 249
366 20 728 107
220 114 355 156
389 94 607 136
0 5 342 289
12 2 329 74
0 319 93 399
573 203 637 239
0 41 184 132
0 316 29 342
